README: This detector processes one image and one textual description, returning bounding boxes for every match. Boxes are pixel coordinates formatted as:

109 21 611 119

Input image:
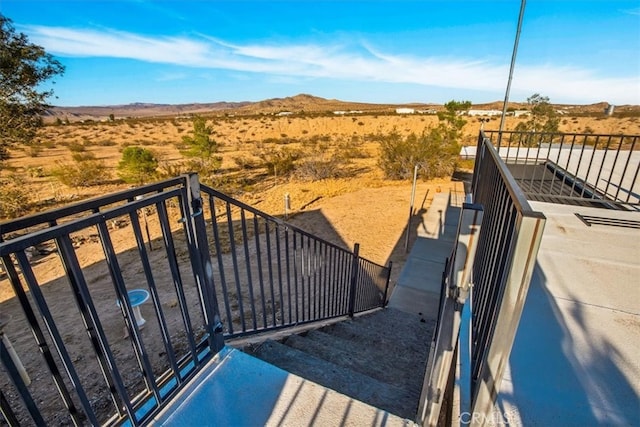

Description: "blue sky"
1 0 639 106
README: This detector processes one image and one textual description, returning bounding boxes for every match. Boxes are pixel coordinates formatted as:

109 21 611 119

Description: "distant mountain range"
44 93 634 123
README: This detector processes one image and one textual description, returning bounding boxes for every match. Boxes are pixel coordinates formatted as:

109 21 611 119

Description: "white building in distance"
467 109 503 116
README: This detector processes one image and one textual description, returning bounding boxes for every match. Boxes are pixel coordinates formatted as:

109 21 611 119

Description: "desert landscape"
1 94 639 424
2 94 640 221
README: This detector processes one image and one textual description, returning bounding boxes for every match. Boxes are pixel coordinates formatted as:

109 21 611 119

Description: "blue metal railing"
0 174 389 425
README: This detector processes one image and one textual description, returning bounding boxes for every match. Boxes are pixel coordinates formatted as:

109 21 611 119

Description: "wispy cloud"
25 25 640 104
621 7 640 16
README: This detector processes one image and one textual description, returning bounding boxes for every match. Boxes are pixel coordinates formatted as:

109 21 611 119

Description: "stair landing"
149 346 413 426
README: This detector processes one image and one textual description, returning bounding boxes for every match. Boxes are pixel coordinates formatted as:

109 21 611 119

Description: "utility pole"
498 0 527 144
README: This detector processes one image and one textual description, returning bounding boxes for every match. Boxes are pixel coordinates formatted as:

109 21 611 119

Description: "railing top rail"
0 189 182 256
479 131 546 220
0 176 186 237
484 130 640 140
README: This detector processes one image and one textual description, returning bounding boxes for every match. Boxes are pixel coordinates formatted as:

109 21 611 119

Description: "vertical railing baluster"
602 135 622 200
284 227 293 324
240 209 257 331
129 209 181 383
330 247 338 317
226 201 245 333
14 252 97 425
313 238 319 320
619 136 638 203
1 255 81 426
275 225 286 326
208 196 233 335
0 389 21 426
340 250 350 314
295 232 303 322
265 221 277 327
292 231 300 323
613 135 640 202
96 220 161 403
562 134 578 197
322 244 329 318
156 199 199 364
0 331 45 426
592 135 612 198
56 234 136 422
254 215 268 329
569 135 589 197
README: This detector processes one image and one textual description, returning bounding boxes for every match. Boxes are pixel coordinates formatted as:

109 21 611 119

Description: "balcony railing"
469 131 547 419
482 130 640 210
0 174 389 425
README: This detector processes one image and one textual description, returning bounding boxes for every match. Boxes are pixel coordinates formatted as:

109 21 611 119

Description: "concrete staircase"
237 189 464 423
244 308 435 420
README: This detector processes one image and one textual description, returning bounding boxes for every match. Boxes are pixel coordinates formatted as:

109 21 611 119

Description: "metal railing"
483 130 640 209
0 175 220 426
468 131 546 421
0 174 390 425
199 184 390 338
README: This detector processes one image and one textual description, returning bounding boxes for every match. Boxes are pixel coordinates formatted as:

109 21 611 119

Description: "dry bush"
50 159 110 187
71 152 96 162
0 176 30 219
257 147 299 177
66 141 86 152
295 155 344 181
232 155 261 170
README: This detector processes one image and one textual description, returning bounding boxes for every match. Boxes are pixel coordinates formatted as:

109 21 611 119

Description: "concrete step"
252 339 417 419
286 330 424 395
322 308 434 356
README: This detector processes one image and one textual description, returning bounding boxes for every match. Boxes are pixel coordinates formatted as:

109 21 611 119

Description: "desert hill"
44 94 638 123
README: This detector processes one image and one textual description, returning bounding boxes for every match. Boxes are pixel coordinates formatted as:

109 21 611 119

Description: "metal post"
185 173 224 353
347 243 360 317
284 193 291 220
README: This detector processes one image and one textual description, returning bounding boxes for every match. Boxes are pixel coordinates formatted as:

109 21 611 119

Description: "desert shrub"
97 139 117 146
378 128 459 180
27 143 42 157
232 155 260 170
208 174 255 196
295 156 343 181
117 146 158 185
157 160 191 179
336 139 368 160
27 166 46 178
0 177 30 219
66 142 85 153
258 147 299 177
51 160 110 187
71 152 96 162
